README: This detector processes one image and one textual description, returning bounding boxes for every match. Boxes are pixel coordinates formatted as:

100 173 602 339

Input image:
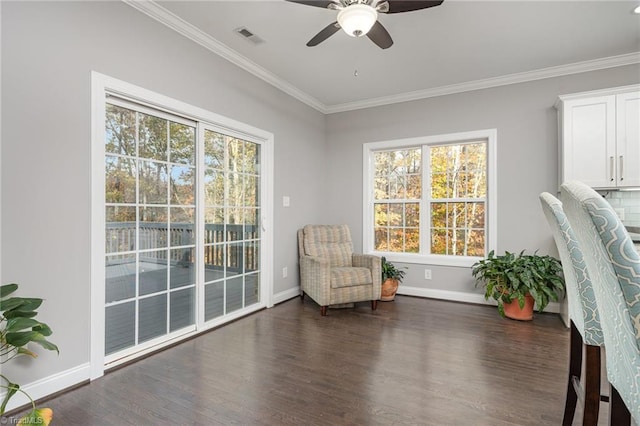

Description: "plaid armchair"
298 224 381 316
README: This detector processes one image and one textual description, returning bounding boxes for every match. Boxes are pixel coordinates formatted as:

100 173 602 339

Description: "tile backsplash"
601 190 640 227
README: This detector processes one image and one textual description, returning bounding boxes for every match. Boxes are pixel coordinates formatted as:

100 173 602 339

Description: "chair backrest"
561 181 640 421
301 225 353 267
539 192 603 346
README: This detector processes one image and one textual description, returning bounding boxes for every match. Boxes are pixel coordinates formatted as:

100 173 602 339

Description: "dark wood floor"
14 296 610 425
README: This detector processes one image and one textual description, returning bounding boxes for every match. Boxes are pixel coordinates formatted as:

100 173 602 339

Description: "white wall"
325 65 640 295
1 0 326 396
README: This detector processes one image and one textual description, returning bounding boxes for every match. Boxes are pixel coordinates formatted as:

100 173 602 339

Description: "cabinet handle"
610 156 615 182
620 155 624 182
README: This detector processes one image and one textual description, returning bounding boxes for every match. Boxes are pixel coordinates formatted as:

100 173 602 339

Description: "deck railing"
106 222 259 273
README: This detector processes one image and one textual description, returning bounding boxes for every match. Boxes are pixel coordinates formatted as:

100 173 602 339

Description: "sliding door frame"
90 72 274 380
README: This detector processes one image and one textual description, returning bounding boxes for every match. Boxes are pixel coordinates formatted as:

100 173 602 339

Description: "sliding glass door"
202 128 261 321
103 100 264 363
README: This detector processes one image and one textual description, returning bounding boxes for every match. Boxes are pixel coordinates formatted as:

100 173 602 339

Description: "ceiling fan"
286 0 443 49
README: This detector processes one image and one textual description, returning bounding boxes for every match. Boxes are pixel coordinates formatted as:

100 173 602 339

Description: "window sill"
370 252 482 268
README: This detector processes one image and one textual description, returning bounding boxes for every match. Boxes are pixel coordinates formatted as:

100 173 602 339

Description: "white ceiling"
131 0 640 113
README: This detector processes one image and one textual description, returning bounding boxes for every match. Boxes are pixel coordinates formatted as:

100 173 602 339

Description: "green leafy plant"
471 250 565 318
381 257 406 283
1 283 58 425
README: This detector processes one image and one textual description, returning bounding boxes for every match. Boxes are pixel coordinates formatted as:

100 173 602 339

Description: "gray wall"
325 65 640 294
2 0 639 400
1 1 326 385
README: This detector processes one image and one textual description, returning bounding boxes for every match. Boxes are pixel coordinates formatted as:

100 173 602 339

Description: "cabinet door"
616 91 640 187
563 96 616 188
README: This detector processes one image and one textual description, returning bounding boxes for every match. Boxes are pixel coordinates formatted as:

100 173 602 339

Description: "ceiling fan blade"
385 0 443 14
307 22 341 46
286 0 338 9
367 21 393 49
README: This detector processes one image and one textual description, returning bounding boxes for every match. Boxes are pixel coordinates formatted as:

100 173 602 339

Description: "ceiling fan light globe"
337 4 378 37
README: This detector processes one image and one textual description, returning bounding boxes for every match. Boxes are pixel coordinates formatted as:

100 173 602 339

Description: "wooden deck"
105 261 259 355
13 296 611 425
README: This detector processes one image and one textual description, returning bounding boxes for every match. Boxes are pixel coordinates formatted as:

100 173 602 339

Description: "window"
373 148 421 253
363 130 496 267
429 143 486 257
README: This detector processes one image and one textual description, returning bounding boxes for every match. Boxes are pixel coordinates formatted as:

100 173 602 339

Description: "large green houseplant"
1 283 58 425
471 250 564 320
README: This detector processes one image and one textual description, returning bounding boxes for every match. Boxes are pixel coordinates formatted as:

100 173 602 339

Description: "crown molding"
123 1 639 115
123 0 328 113
325 52 640 113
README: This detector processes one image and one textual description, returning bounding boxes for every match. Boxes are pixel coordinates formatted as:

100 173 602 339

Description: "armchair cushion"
303 225 353 267
330 267 373 289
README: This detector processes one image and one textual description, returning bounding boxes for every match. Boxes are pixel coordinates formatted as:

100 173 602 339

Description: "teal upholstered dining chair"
539 192 605 426
298 224 381 316
562 181 640 425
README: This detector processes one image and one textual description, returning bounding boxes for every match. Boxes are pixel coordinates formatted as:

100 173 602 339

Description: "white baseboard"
273 285 562 314
272 286 300 305
2 362 90 412
397 285 562 314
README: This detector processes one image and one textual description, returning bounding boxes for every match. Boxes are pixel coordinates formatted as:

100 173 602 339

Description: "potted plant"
1 283 58 425
381 257 406 301
471 250 564 320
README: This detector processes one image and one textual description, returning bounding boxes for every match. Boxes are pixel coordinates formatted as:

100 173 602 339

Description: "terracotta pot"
503 294 535 321
381 278 399 301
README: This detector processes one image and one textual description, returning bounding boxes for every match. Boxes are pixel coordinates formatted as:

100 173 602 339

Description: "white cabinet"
617 91 640 187
557 85 640 189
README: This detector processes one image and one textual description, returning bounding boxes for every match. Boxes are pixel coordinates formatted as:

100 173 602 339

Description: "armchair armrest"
300 255 331 304
353 254 382 287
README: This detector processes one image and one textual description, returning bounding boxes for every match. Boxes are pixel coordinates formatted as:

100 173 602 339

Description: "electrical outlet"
424 269 432 280
614 208 625 221
282 267 288 278
283 196 290 207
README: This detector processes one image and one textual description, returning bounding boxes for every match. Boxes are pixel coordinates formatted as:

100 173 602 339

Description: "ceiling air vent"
234 27 265 45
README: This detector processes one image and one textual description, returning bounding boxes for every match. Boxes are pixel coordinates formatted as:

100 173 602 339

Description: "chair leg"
320 306 327 316
371 300 378 311
563 321 582 426
609 384 631 426
583 344 601 426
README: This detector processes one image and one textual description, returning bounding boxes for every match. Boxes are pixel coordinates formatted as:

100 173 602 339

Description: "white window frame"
91 72 274 380
362 129 497 268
